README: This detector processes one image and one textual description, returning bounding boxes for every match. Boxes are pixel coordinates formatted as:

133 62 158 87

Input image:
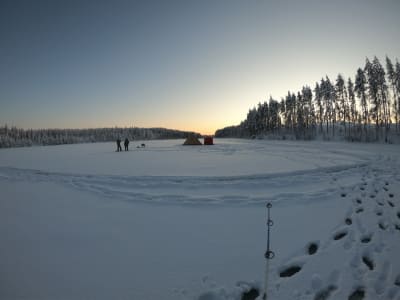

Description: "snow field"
1 139 400 300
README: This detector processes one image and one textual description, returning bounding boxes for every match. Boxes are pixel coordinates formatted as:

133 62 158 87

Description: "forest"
0 126 199 148
215 56 400 143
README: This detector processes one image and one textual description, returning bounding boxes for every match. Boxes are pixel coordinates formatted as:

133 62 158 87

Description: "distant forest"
215 56 400 143
0 126 200 148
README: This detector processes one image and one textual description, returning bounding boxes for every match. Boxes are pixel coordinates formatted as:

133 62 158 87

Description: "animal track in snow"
389 193 394 198
356 199 362 204
387 200 395 207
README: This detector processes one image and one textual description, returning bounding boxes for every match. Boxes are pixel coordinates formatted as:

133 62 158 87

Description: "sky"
1 0 399 134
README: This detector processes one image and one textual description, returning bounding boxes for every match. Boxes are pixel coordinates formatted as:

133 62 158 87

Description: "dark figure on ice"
124 138 129 151
116 138 122 152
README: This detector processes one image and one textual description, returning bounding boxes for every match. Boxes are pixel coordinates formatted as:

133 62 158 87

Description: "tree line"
0 126 200 148
215 56 400 143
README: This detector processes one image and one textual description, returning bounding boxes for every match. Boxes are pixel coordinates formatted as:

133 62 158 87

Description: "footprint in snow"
311 270 340 300
379 221 388 230
348 287 365 300
333 229 348 241
360 234 372 244
389 193 394 198
345 218 352 225
240 287 259 300
355 207 364 214
387 200 395 207
362 255 374 271
314 285 337 300
395 274 400 287
356 198 362 204
279 265 302 278
307 242 319 255
375 207 383 216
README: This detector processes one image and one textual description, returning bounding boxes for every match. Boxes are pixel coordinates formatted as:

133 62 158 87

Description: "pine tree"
373 57 389 141
335 74 347 135
395 60 400 131
314 82 324 134
348 78 356 137
386 56 397 130
355 67 368 139
302 86 313 137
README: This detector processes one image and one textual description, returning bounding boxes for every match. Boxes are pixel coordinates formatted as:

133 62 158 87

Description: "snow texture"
1 138 400 300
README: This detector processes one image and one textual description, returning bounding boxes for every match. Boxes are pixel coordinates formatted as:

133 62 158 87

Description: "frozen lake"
1 139 400 299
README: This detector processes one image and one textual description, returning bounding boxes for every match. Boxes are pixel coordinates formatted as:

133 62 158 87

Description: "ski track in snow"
0 140 389 208
0 160 382 207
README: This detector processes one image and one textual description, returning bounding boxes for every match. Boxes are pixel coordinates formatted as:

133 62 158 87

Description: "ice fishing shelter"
183 135 202 145
204 136 214 145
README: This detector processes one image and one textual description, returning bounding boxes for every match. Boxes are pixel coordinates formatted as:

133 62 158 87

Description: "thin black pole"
264 202 274 300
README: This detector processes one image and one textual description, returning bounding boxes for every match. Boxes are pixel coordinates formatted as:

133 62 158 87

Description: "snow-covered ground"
1 139 400 300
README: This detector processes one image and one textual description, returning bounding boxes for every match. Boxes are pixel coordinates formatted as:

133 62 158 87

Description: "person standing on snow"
116 138 122 152
124 138 129 151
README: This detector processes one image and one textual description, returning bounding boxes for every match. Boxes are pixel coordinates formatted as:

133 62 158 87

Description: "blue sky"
1 0 399 134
